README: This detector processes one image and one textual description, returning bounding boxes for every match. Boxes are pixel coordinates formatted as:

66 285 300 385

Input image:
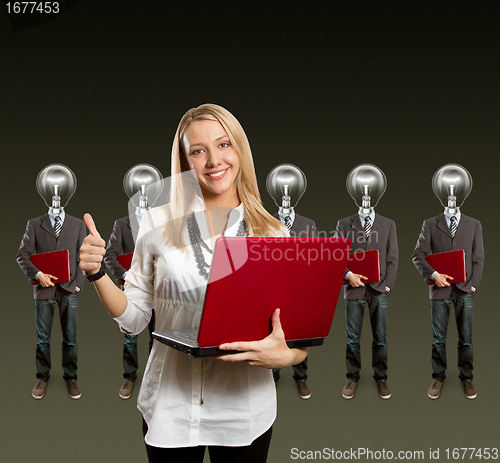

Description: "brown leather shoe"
67 380 81 399
376 379 392 399
32 379 47 400
119 379 135 400
427 379 443 399
296 379 311 399
462 379 477 399
342 379 357 399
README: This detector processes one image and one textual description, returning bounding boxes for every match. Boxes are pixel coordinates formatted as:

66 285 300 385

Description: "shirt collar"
135 210 143 227
358 209 375 223
444 209 461 223
224 203 245 236
192 193 205 213
278 209 296 223
48 209 66 223
192 194 245 238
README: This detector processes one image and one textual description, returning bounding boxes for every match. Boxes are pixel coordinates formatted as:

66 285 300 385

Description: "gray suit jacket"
334 213 398 300
104 216 138 282
16 213 86 300
412 213 484 299
273 213 316 238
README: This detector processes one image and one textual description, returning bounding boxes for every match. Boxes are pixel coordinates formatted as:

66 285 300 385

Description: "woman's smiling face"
183 119 240 207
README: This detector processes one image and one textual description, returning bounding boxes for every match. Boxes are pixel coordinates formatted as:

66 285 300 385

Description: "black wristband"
85 262 106 283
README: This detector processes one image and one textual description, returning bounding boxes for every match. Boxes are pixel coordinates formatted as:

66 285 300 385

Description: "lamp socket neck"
445 206 460 216
279 206 294 217
359 206 374 215
49 206 64 216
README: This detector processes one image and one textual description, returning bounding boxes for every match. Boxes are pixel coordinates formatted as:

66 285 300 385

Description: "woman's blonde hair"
165 103 285 249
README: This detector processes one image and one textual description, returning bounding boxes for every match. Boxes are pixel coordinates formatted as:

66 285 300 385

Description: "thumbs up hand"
80 213 106 275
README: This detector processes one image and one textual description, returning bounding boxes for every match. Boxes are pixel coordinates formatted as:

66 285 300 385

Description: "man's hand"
433 272 453 287
37 273 57 287
348 273 368 288
79 213 106 276
212 309 308 369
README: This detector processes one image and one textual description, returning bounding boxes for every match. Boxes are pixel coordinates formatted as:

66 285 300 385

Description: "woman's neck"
202 189 240 210
201 193 240 243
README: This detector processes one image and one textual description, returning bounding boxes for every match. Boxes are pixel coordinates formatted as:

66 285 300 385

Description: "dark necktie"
449 216 457 238
54 216 62 237
284 216 292 233
364 216 371 238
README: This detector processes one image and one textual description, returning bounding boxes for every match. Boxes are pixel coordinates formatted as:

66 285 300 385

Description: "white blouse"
114 198 277 448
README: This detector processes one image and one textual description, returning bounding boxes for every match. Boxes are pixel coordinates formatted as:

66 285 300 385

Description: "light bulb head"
346 164 387 214
123 164 163 213
266 164 307 216
432 163 472 215
36 164 77 215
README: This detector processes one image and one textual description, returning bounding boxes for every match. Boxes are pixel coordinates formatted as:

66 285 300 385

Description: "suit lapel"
454 214 468 241
291 215 302 234
58 214 70 240
349 213 366 249
40 214 57 238
350 214 364 233
368 214 381 245
436 214 452 238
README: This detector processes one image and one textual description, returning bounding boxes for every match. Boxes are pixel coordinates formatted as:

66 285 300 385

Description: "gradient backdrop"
1 1 499 462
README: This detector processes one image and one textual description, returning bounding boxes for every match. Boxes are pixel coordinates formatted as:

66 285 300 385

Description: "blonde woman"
80 104 309 463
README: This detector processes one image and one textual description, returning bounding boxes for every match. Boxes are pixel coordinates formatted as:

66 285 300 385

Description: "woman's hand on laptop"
211 309 309 369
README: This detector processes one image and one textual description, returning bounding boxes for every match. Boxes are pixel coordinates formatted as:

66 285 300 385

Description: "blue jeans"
272 356 308 382
123 310 156 381
430 287 474 381
345 286 388 381
34 287 78 381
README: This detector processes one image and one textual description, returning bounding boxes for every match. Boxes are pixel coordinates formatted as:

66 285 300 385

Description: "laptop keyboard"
172 332 198 343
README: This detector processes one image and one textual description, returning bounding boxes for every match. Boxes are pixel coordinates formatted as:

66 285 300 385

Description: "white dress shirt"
278 209 296 226
115 196 276 448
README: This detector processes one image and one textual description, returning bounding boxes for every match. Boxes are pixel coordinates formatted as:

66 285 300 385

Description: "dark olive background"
1 1 499 462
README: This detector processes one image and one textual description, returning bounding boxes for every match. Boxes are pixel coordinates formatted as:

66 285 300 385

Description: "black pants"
142 419 272 463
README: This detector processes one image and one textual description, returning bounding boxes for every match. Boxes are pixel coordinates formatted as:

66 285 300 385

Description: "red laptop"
342 249 380 285
426 249 466 285
117 253 133 284
30 250 70 285
117 253 133 270
153 237 352 357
